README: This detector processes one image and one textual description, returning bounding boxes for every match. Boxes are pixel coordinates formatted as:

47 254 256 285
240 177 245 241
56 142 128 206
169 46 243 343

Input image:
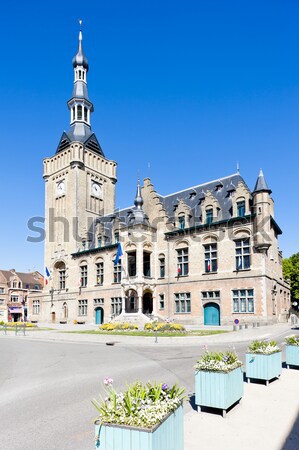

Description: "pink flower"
104 377 114 386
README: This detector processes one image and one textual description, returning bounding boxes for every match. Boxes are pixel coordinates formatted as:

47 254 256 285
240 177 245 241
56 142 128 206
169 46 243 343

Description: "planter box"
286 345 299 368
246 352 282 384
94 405 183 450
195 367 243 417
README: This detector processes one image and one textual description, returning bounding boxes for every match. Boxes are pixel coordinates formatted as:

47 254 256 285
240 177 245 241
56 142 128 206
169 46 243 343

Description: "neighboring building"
0 270 43 322
28 29 290 326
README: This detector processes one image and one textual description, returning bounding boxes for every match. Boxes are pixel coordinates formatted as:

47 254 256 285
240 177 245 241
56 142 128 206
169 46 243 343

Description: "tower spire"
253 168 272 194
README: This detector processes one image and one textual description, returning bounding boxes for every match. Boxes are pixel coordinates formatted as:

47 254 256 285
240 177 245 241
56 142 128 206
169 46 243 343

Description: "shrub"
99 322 138 331
143 322 185 332
0 322 37 328
247 340 280 355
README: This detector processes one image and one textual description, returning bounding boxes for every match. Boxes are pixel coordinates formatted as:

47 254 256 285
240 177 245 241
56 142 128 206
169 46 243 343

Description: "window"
84 107 88 122
0 311 4 317
59 269 66 289
111 297 122 316
232 289 254 313
159 256 165 278
12 281 17 288
97 235 102 247
128 251 137 277
94 298 104 306
143 252 151 277
206 208 213 224
114 232 120 243
177 248 189 276
11 296 19 303
114 260 122 283
33 300 40 315
204 243 217 273
0 288 4 294
174 292 191 313
159 294 165 310
80 265 88 287
96 262 104 285
77 105 82 120
237 200 245 217
235 239 251 270
201 290 220 300
0 299 4 305
78 299 88 316
178 215 185 230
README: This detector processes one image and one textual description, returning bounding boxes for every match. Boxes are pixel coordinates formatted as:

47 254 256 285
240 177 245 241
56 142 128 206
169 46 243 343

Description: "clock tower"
43 26 117 288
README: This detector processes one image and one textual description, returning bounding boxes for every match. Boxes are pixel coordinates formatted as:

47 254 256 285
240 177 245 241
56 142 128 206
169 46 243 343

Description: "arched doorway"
62 302 68 319
125 289 138 313
51 311 56 323
95 307 104 325
142 292 153 315
204 303 220 326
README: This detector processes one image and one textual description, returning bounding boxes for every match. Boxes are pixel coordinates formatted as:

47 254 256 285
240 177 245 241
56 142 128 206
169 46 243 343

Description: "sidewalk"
185 368 299 450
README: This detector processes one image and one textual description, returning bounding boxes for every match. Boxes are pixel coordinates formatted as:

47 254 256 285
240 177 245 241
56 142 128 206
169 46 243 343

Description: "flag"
207 259 211 272
45 267 50 285
114 243 123 265
177 265 181 275
237 256 242 270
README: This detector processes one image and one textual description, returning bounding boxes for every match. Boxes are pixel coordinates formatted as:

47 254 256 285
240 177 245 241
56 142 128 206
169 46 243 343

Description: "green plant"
92 379 185 429
285 335 299 346
247 340 280 354
195 349 242 373
143 322 186 333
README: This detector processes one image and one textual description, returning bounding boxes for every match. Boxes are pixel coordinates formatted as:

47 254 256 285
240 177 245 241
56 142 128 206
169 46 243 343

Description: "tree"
282 252 299 304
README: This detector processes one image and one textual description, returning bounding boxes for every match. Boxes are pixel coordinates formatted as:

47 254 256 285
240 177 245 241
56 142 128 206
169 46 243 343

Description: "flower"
162 383 168 390
103 377 114 386
195 350 242 373
247 340 280 355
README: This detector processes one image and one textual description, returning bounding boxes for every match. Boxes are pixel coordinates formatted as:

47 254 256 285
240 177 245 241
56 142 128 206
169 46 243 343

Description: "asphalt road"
0 327 293 450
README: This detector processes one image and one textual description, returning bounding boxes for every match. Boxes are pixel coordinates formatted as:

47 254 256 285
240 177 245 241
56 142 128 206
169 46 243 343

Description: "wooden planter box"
94 405 183 450
195 367 244 417
246 352 282 385
286 345 299 368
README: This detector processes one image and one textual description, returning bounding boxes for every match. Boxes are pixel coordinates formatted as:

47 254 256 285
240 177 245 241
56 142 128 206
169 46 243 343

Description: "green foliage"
144 322 186 332
247 340 280 354
285 335 299 346
282 252 299 301
195 349 242 373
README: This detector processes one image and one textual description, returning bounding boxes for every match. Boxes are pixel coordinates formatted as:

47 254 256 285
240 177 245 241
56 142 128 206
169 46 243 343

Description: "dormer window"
237 200 245 217
206 208 213 225
189 192 196 200
97 235 102 248
178 215 185 230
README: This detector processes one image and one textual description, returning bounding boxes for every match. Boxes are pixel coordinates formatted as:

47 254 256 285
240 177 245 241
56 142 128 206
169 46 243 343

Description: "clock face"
91 182 102 198
56 181 65 195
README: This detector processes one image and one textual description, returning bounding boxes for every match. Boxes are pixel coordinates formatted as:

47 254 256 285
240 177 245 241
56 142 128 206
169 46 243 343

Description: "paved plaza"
0 323 298 450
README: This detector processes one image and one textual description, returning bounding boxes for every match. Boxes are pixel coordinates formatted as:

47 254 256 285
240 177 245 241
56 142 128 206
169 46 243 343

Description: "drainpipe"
167 237 170 320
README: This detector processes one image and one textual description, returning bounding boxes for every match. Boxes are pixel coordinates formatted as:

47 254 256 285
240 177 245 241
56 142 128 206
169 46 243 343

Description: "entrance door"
142 293 153 315
204 303 220 325
51 312 56 323
95 307 103 325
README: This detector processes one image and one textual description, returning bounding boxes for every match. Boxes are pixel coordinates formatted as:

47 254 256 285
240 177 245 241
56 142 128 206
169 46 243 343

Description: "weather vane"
79 19 82 29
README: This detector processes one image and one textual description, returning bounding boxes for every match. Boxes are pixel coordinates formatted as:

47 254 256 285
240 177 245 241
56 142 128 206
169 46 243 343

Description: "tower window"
77 105 82 120
72 108 75 121
84 107 88 122
128 251 137 277
79 70 82 79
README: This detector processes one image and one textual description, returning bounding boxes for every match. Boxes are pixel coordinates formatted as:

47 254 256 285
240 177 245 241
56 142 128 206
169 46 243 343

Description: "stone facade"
27 30 290 326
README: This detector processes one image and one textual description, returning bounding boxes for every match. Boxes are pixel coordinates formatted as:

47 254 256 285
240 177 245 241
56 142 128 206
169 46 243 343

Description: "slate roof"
56 126 104 155
253 169 272 194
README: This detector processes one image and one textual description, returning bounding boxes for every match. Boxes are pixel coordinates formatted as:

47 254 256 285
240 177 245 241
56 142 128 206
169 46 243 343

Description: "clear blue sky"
1 0 298 273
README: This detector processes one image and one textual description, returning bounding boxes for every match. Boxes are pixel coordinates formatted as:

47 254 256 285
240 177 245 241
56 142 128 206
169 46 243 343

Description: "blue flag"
45 267 50 278
114 243 123 265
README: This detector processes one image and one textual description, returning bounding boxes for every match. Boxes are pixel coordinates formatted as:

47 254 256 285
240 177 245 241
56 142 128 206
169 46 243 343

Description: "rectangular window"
80 265 88 287
97 235 102 247
78 299 88 316
59 270 66 289
235 239 251 270
177 248 189 276
178 215 185 229
159 294 165 310
159 257 165 278
0 299 5 305
201 291 220 300
114 232 120 243
111 297 122 316
232 289 255 313
96 262 104 285
33 300 40 315
11 296 19 303
237 201 246 217
204 243 217 273
206 209 213 224
143 252 151 277
113 260 122 283
128 251 137 277
174 292 191 313
0 288 4 294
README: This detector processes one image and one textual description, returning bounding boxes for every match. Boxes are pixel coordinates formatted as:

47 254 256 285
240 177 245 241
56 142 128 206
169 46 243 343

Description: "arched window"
159 254 165 278
77 105 82 120
84 107 88 122
178 214 185 230
54 261 66 290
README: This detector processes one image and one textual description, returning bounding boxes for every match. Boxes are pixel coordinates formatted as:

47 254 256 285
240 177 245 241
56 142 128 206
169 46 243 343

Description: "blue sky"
1 0 298 272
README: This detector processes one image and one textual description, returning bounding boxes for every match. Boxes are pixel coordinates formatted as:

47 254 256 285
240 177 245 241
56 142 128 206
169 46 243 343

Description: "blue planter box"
94 405 183 450
195 367 244 417
246 352 282 384
286 345 299 368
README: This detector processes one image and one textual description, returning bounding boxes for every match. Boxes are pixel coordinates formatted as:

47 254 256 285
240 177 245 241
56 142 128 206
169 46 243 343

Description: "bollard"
23 323 26 336
253 322 256 328
256 322 260 327
245 324 248 329
233 325 239 331
155 328 158 343
239 324 243 330
4 324 7 335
